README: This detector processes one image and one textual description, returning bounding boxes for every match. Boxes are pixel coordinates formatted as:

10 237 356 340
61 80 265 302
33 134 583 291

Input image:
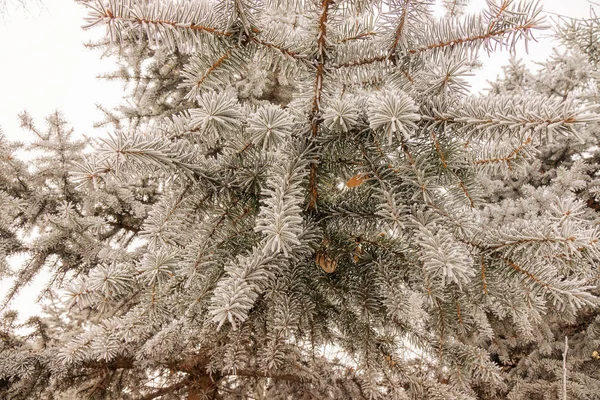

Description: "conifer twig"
562 335 568 400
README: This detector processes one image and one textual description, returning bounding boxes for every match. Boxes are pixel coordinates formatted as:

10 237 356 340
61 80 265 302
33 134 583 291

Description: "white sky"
0 0 596 321
0 0 122 142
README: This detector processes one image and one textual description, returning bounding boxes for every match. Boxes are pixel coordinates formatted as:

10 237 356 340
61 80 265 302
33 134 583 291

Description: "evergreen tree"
480 12 600 400
1 1 600 399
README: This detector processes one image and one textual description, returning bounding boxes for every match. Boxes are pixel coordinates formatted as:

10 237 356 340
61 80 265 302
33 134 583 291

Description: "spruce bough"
1 0 600 399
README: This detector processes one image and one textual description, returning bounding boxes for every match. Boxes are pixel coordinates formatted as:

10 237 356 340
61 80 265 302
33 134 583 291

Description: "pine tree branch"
336 2 543 70
333 55 387 69
480 255 489 295
407 22 540 55
426 97 598 139
226 369 303 382
91 6 230 37
446 0 461 17
189 195 247 271
501 257 550 289
308 0 333 211
320 207 381 221
338 31 377 43
473 137 532 170
250 37 305 60
493 236 577 251
430 131 475 207
137 379 188 400
194 49 233 88
486 0 512 37
79 352 308 399
388 0 411 59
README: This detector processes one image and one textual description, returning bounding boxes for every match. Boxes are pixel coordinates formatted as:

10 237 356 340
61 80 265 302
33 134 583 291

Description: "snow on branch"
209 143 314 329
84 0 228 51
426 96 600 140
96 130 203 179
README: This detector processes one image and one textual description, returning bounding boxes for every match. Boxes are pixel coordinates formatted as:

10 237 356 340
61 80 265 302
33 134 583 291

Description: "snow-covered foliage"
1 1 600 399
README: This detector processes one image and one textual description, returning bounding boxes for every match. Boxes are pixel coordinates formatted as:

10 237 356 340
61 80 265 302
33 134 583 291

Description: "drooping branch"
78 352 309 400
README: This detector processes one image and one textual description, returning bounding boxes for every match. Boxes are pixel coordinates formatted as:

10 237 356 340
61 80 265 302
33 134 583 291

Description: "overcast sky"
0 0 597 320
0 0 122 142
